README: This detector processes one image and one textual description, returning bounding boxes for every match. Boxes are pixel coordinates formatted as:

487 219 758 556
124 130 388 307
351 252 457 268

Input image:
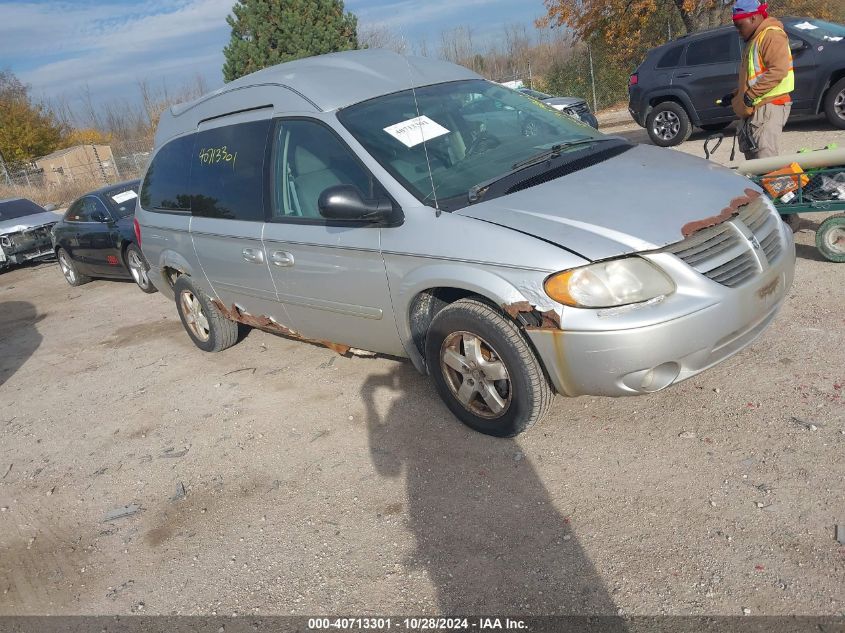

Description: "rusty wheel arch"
408 287 555 362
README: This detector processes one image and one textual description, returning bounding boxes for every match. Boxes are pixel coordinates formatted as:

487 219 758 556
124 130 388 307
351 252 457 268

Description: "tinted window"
187 119 271 221
103 183 140 218
685 33 737 66
272 120 377 220
0 198 46 220
65 197 101 222
140 136 193 211
657 45 684 69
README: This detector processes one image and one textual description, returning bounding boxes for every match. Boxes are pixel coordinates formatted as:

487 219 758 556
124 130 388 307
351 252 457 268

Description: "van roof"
156 49 479 145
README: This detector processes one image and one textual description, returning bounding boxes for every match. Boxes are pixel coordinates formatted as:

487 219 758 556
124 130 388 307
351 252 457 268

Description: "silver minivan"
135 50 795 437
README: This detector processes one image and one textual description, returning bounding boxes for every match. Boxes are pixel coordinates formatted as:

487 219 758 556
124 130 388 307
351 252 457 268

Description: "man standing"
730 0 794 159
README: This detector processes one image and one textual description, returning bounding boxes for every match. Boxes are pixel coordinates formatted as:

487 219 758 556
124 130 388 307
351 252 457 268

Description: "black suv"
628 17 845 146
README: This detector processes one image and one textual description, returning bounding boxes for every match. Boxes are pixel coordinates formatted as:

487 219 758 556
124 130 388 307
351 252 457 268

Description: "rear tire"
125 244 157 294
173 276 238 352
425 299 553 437
815 214 845 263
646 101 692 147
823 77 845 130
56 248 91 287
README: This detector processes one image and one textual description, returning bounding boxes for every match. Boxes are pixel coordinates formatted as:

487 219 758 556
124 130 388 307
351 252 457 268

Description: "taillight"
629 73 639 86
133 217 142 247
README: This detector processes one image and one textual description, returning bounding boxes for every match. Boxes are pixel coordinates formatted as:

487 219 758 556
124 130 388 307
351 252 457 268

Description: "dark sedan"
51 180 156 293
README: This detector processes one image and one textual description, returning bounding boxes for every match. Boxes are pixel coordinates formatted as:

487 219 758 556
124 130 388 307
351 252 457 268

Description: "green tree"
0 70 65 164
222 0 358 82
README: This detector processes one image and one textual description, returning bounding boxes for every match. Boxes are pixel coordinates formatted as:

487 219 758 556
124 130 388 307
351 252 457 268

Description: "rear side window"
657 45 684 69
684 33 738 66
187 119 271 221
140 136 193 212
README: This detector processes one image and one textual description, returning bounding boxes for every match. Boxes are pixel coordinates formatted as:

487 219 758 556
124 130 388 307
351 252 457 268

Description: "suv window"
684 32 738 66
188 119 271 221
272 119 377 220
140 136 193 212
657 45 684 69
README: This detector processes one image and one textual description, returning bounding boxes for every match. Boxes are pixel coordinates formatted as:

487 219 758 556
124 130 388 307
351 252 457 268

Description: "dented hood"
456 144 760 261
0 211 59 235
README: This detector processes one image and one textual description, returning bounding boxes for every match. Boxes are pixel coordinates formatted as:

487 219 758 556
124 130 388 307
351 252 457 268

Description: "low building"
34 144 119 187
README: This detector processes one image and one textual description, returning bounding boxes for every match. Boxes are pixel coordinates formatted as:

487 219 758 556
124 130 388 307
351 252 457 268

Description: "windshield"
787 18 845 42
337 79 604 211
0 198 47 221
103 183 140 217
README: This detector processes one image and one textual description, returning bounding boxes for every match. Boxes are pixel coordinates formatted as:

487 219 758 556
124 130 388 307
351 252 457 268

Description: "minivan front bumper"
526 226 795 398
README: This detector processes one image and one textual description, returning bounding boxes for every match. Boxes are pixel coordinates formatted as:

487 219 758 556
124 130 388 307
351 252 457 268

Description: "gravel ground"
0 123 844 618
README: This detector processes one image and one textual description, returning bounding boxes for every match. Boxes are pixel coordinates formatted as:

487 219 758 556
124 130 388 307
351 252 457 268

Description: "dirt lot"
1 124 844 618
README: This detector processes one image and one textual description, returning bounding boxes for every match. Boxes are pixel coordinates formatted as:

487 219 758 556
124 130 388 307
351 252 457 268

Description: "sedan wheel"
125 244 156 293
56 248 90 287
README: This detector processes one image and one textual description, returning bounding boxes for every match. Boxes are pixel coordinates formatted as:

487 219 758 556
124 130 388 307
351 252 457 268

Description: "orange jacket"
732 17 793 118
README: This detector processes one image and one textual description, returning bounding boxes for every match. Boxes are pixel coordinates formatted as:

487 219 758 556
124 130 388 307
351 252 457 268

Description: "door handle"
242 247 265 264
271 250 295 267
675 73 692 78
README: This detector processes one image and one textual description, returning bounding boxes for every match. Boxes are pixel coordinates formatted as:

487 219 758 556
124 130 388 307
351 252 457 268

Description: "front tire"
646 101 692 147
815 214 845 263
425 299 553 437
173 276 238 352
56 248 91 287
823 77 845 130
125 244 157 294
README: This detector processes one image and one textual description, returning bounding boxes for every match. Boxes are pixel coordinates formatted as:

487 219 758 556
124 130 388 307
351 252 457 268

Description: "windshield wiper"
511 137 614 170
468 137 619 203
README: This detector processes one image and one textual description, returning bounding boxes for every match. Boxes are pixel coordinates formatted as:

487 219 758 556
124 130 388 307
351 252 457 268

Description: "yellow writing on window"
198 146 238 169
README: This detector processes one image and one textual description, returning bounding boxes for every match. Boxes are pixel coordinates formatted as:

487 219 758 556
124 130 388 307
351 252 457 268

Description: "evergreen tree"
222 0 358 82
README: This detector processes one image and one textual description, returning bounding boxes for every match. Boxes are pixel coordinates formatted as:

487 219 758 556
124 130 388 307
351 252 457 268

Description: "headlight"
544 257 675 308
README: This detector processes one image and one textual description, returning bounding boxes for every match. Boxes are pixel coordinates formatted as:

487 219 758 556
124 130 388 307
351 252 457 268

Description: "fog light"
622 362 681 393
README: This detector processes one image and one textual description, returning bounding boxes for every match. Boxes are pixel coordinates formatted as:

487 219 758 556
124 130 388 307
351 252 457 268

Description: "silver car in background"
0 198 57 271
135 50 794 437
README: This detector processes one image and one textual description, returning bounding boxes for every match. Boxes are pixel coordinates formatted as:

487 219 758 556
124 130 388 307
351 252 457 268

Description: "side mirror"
93 211 111 223
318 185 393 223
789 38 806 53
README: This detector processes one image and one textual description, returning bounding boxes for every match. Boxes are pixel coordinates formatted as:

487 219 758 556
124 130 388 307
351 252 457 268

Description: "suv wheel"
173 276 238 352
823 77 845 130
425 299 553 437
646 102 692 147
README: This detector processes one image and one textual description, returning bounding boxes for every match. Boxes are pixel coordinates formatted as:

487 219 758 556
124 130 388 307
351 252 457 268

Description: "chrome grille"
663 197 784 288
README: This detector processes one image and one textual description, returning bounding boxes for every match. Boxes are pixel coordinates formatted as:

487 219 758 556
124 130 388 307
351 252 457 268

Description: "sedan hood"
456 144 760 261
543 97 584 108
0 211 59 235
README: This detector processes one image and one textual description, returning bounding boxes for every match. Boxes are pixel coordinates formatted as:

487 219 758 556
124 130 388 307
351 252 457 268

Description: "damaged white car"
0 198 58 271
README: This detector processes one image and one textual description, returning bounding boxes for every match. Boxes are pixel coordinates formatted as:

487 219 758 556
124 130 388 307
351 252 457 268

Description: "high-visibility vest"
746 26 795 105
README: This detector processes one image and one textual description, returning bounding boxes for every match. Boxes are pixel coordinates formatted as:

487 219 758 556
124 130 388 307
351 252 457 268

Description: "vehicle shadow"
0 302 44 388
362 363 622 616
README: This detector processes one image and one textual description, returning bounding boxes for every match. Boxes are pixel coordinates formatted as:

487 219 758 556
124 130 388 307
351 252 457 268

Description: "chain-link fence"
0 138 152 209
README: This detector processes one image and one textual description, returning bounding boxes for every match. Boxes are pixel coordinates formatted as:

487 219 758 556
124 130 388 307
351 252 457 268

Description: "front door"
187 115 287 324
675 31 741 123
76 196 122 275
261 118 404 355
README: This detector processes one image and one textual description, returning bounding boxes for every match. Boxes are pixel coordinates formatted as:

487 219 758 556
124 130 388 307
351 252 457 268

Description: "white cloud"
7 0 232 95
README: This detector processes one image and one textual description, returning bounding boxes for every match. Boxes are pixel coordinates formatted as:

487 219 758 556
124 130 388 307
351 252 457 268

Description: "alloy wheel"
440 331 512 419
127 249 149 288
58 252 75 285
835 87 845 121
653 111 680 141
180 290 210 342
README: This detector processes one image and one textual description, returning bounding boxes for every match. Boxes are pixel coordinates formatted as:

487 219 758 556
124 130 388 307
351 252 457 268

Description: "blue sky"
1 0 547 116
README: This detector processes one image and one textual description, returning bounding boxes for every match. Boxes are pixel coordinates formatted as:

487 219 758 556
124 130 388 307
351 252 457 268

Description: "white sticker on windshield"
824 36 843 42
111 190 138 204
793 21 818 30
383 116 450 148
